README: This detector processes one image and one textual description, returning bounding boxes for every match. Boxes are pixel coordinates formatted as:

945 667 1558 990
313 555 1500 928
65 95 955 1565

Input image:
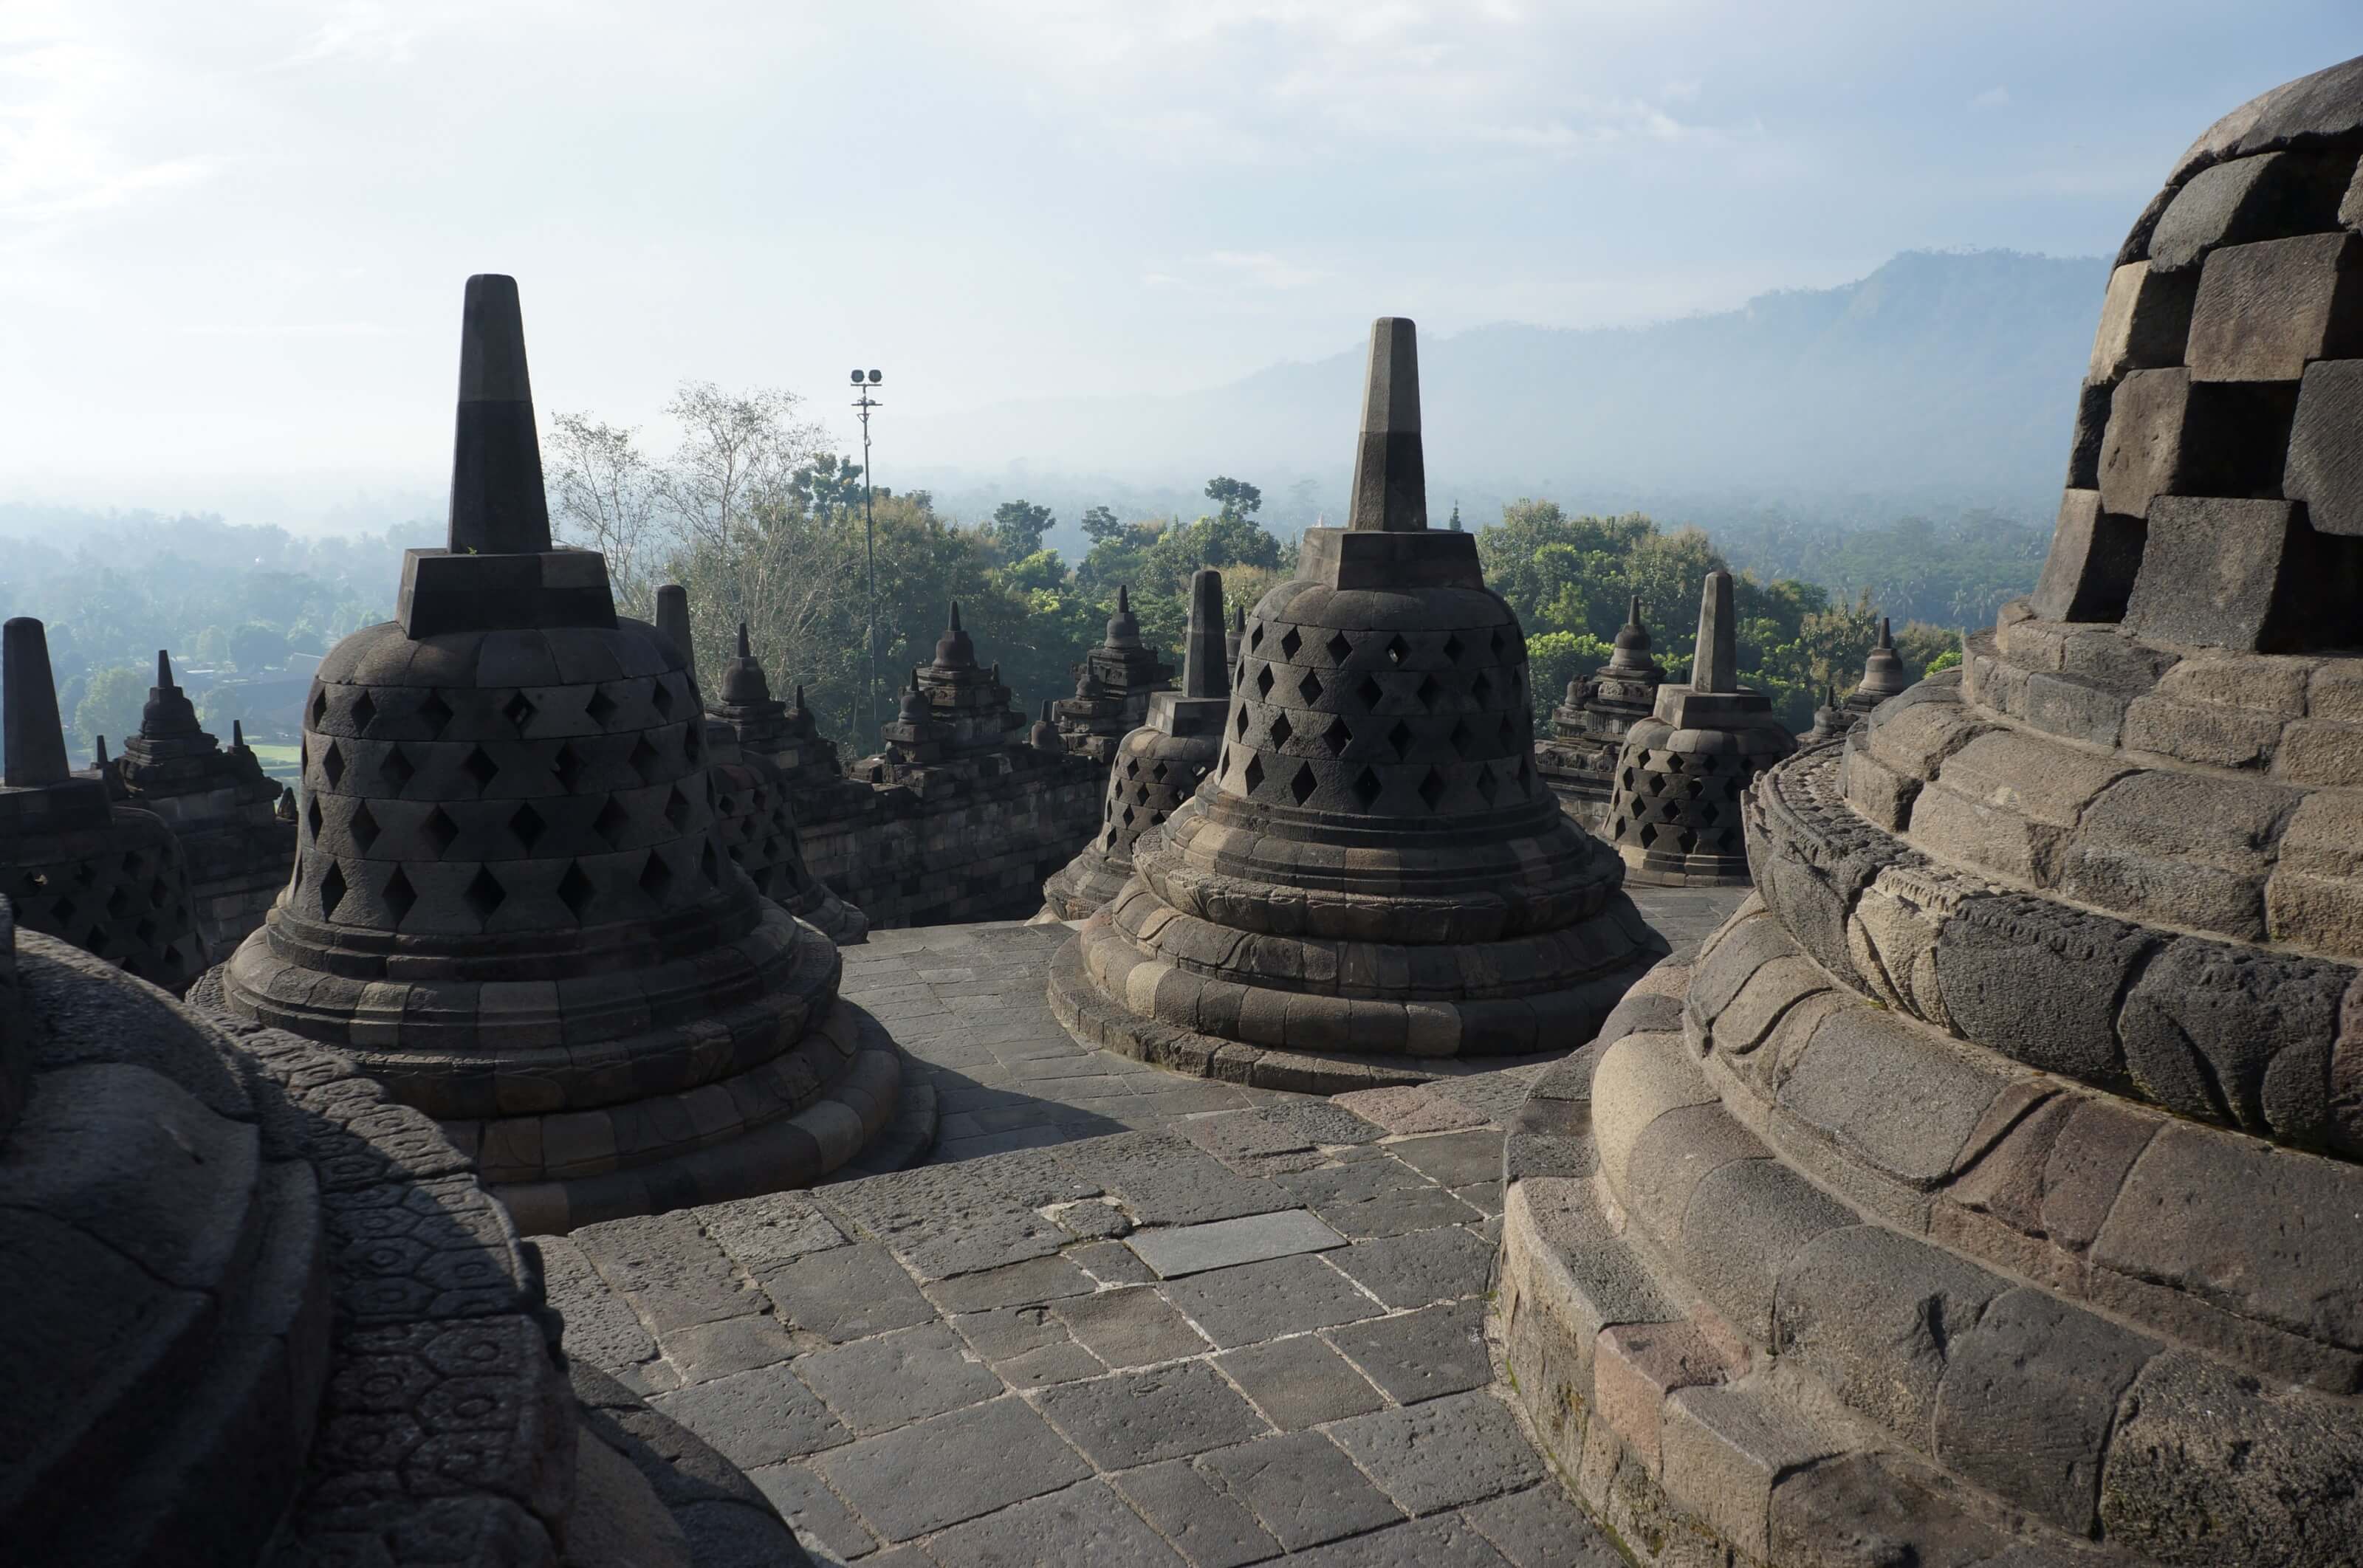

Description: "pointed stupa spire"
1692 570 1738 694
934 600 977 668
139 647 202 739
1105 583 1142 648
654 583 696 690
93 734 110 767
719 617 773 709
158 648 174 687
1117 585 1131 612
1182 569 1229 700
232 719 247 750
950 600 962 631
446 274 552 555
794 683 807 712
3 617 71 788
1852 611 1908 704
1345 317 1427 533
1607 594 1659 675
737 622 752 659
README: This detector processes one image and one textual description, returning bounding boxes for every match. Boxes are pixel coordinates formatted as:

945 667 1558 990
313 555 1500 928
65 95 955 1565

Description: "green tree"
228 621 288 673
790 453 865 518
1204 476 1262 523
1080 505 1124 544
198 686 248 732
72 664 146 754
990 499 1056 557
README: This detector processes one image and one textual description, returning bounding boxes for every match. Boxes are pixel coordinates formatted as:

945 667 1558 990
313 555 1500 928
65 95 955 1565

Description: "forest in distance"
0 380 2043 755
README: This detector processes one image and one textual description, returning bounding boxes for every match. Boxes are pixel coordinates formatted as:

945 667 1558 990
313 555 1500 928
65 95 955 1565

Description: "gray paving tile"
1327 1392 1545 1516
1161 1254 1384 1349
1275 1152 1430 1209
1312 1183 1486 1240
1214 1336 1387 1431
1326 1301 1493 1405
1111 1458 1284 1568
915 1477 1183 1567
1459 1485 1625 1567
695 1190 848 1273
749 1461 879 1562
1071 1239 1157 1285
1196 1430 1404 1550
792 1322 1007 1436
759 1243 936 1344
812 1395 1091 1542
647 1362 848 1468
1034 1361 1272 1469
1053 1285 1213 1368
1383 1129 1503 1189
573 1210 764 1334
1128 1209 1347 1279
660 1311 798 1384
1450 1181 1504 1218
1324 1227 1495 1310
936 1125 1074 1160
1280 1513 1514 1566
922 1254 1096 1315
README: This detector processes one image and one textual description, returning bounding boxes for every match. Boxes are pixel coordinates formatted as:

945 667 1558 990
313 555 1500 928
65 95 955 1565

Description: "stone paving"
546 888 1743 1566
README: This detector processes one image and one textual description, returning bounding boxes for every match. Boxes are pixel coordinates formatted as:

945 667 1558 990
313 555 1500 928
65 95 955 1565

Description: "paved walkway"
546 887 1743 1566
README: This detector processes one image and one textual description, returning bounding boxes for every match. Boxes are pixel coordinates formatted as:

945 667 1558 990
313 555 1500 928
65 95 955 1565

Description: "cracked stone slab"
1161 1253 1386 1349
809 1395 1091 1543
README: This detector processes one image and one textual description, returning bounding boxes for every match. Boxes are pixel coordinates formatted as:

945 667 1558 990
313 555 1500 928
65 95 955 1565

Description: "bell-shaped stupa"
212 275 903 1232
1043 568 1232 921
1534 594 1667 830
1052 319 1665 1091
1839 613 1909 724
1600 569 1797 884
1499 54 2363 1568
0 618 207 992
1051 585 1173 766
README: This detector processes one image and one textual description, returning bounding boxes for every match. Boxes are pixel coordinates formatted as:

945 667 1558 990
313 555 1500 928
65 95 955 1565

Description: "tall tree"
990 499 1056 557
546 410 665 619
1204 476 1262 523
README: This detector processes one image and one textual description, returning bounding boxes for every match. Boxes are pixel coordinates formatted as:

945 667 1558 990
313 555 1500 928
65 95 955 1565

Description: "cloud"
267 1 422 70
1970 85 2012 110
1209 250 1327 289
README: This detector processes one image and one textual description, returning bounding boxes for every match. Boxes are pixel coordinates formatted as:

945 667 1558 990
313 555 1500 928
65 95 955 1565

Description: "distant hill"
901 249 2111 539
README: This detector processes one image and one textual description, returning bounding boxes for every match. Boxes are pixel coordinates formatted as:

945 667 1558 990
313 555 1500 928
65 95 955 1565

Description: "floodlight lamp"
868 369 882 383
850 369 864 385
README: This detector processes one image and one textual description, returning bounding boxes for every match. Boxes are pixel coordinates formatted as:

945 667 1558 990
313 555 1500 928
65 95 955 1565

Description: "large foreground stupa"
1053 317 1665 1092
1498 54 2363 1567
210 275 903 1233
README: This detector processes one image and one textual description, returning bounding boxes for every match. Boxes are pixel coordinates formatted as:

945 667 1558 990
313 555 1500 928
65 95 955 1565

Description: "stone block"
1214 1335 1386 1431
2187 231 2363 382
2099 1349 2363 1567
1931 1287 2156 1533
1774 1225 2006 1448
1111 1457 1284 1567
1125 1209 1345 1279
789 1322 1005 1437
1325 1299 1493 1406
1780 1005 2016 1188
2269 789 2363 958
1195 1431 1402 1552
1592 1321 1727 1475
2118 938 2348 1143
810 1394 1092 1543
2086 261 2199 376
1673 1158 1855 1344
2122 691 2286 768
2284 358 2363 537
2275 718 2363 785
2148 150 2357 272
2060 769 2297 940
1620 1101 1766 1243
1325 1390 1545 1516
1767 1451 2010 1568
1658 1384 1832 1562
2125 497 2317 653
2098 369 2193 519
1589 1032 1717 1197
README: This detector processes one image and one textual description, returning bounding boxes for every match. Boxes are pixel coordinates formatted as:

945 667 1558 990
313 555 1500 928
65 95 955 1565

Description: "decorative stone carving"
1534 595 1665 831
1043 568 1231 921
1052 317 1665 1093
1601 571 1797 886
211 275 905 1233
1051 586 1174 766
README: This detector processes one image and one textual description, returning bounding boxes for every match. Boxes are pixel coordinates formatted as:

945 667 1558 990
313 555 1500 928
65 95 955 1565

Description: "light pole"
851 368 883 736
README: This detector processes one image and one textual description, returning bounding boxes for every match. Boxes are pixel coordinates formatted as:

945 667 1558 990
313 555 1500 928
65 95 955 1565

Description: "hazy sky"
1 1 2353 525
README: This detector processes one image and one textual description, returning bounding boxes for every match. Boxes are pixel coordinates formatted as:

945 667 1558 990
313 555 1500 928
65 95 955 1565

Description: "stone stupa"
1534 594 1667 831
0 617 207 994
1042 568 1231 921
1050 585 1173 766
1499 53 2363 1568
211 274 904 1233
1838 613 1910 725
1052 318 1665 1092
105 649 295 957
1599 569 1797 885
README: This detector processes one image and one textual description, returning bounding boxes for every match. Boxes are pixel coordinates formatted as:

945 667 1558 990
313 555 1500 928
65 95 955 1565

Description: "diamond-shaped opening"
504 691 538 732
106 887 129 919
1697 800 1721 826
638 849 675 901
1357 675 1383 709
1419 768 1447 811
1296 670 1323 705
1695 754 1721 774
650 680 674 718
383 867 417 924
1450 719 1475 752
421 805 460 856
586 687 619 726
629 735 663 784
594 797 630 846
349 801 380 851
1235 706 1249 737
145 878 168 905
1388 719 1413 757
382 745 414 788
1516 755 1533 789
1119 805 1136 826
1475 768 1498 805
1472 670 1494 704
1492 629 1508 660
1326 630 1353 664
1416 674 1441 709
509 802 546 850
318 740 345 788
665 785 692 831
1686 777 1706 799
465 867 507 922
133 916 153 942
557 860 594 920
1280 627 1303 659
418 691 453 735
1678 828 1700 855
1665 753 1687 773
1639 822 1658 847
684 723 702 762
462 746 498 793
701 841 721 884
552 741 583 791
1351 766 1383 811
1249 622 1265 650
1322 715 1353 756
1255 665 1275 699
310 688 330 726
351 690 378 733
1442 633 1464 664
1385 633 1410 667
1289 761 1318 806
1243 755 1266 794
306 794 323 838
1150 760 1168 780
1498 715 1518 749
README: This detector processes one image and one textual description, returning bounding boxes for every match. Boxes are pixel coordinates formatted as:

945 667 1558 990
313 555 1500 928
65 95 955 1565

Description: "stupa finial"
1345 317 1427 533
3 617 71 788
445 274 552 555
1182 569 1228 700
1692 570 1738 695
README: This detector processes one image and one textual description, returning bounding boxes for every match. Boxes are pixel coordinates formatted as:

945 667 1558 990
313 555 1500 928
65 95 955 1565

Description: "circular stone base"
1040 845 1133 923
490 1001 925 1234
1614 843 1757 887
1047 927 1635 1096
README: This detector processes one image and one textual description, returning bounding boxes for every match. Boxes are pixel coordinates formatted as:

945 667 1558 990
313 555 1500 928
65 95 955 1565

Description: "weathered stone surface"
2125 497 2319 653
2270 788 2363 958
1675 1158 1855 1344
1591 1321 1726 1475
2186 231 2363 382
1111 1457 1284 1567
920 1476 1185 1567
1034 1361 1269 1469
1327 1392 1545 1516
2087 261 2199 374
1215 1336 1387 1431
1195 1431 1402 1551
2285 357 2363 538
2100 1349 2363 1567
2149 150 2356 273
2118 938 2348 1143
1935 893 2150 1084
1767 1451 2009 1568
1328 1299 1493 1405
2060 769 2297 940
1124 1208 1345 1279
1658 1384 1832 1561
1160 1253 1382 1349
1778 1005 2017 1189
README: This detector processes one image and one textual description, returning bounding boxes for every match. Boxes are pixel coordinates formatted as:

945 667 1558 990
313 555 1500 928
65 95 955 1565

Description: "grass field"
248 743 302 783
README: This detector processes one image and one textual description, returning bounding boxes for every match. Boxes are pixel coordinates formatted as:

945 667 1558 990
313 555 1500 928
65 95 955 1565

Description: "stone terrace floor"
546 887 1743 1567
